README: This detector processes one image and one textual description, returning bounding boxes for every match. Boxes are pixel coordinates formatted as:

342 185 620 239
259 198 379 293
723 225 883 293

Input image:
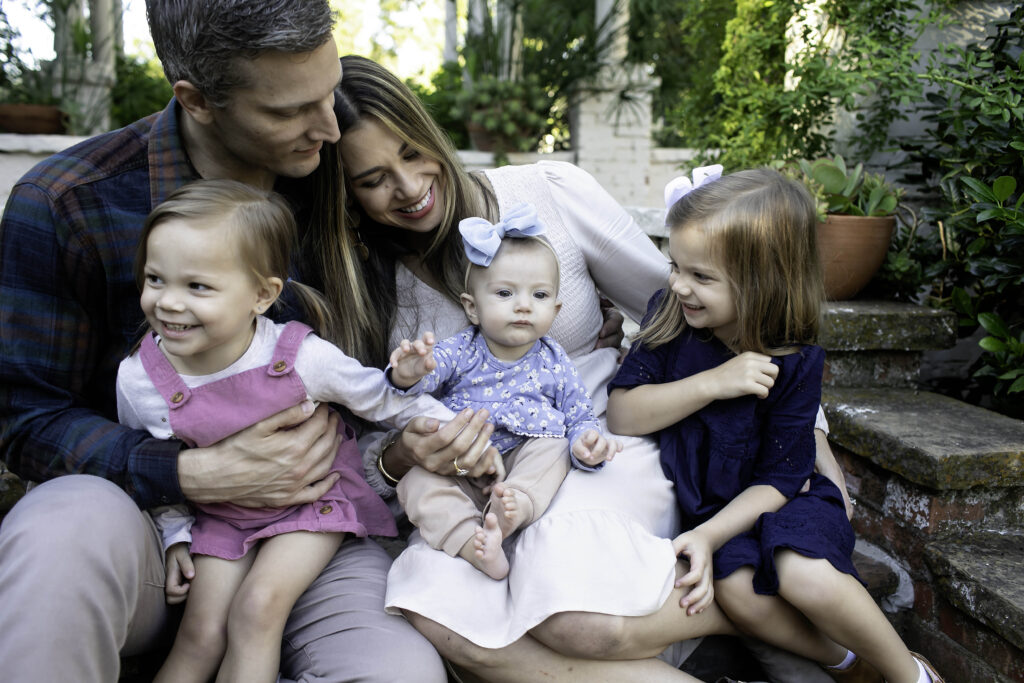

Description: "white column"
569 0 659 207
444 0 458 63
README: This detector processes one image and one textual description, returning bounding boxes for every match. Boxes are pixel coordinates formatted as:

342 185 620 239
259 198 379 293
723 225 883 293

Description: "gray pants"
0 475 446 682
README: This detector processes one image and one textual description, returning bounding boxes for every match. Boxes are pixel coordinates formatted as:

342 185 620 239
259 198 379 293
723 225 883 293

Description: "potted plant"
452 73 551 160
0 6 66 134
782 156 903 300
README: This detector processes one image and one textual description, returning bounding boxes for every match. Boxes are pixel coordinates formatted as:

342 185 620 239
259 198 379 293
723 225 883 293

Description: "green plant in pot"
453 73 551 160
782 156 903 300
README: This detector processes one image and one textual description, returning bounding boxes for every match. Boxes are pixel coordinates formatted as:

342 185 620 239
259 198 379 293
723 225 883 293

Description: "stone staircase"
819 301 1024 683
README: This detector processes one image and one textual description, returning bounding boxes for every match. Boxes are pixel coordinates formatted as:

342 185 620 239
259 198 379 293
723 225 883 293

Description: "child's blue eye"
534 291 549 300
496 289 512 298
189 282 210 291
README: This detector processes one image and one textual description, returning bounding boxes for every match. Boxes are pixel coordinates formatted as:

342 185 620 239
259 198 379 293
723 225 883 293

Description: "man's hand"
178 400 341 508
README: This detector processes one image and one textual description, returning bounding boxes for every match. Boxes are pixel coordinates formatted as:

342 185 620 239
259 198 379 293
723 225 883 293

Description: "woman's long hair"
305 55 495 367
636 168 824 355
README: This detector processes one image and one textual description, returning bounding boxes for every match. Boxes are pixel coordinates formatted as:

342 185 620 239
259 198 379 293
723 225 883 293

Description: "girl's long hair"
305 55 495 368
135 179 339 342
635 168 824 355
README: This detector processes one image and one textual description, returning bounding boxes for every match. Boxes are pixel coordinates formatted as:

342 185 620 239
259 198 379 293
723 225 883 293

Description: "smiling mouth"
397 186 432 214
161 322 195 333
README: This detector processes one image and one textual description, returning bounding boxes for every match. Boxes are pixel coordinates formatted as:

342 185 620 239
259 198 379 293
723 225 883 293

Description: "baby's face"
462 244 561 361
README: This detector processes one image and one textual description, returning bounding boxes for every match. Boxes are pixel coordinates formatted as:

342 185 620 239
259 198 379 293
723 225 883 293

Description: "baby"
389 203 620 579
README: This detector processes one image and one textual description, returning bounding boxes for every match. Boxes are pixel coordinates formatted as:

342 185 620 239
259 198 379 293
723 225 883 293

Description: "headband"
458 203 546 267
663 164 724 209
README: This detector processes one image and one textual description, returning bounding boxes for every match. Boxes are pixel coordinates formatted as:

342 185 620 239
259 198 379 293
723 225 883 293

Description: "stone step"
925 532 1024 668
820 301 957 389
822 387 1024 491
819 301 956 352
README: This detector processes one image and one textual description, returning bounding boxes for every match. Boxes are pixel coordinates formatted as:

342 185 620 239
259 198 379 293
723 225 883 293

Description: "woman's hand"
706 351 779 400
179 401 341 508
673 529 715 616
164 543 194 605
594 297 626 352
385 408 501 479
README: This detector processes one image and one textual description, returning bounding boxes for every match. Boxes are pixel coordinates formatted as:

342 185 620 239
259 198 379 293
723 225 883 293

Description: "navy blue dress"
609 291 859 595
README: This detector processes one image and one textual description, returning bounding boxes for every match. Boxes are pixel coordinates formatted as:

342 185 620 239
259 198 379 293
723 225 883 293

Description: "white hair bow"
458 203 546 267
663 164 724 209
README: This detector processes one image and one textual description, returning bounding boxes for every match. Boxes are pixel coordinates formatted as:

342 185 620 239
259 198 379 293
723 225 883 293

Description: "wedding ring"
453 456 469 477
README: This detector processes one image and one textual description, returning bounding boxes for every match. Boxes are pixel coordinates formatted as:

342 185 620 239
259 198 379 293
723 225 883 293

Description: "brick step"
823 387 1024 491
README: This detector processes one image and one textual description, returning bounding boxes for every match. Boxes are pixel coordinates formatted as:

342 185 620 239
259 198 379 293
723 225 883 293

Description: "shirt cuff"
127 437 186 509
361 429 402 499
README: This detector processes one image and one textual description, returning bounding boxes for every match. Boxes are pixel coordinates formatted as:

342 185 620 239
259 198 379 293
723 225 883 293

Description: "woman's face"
340 117 446 234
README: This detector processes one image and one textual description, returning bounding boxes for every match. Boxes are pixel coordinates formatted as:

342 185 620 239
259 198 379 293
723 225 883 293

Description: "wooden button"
319 505 333 515
273 360 287 372
170 392 184 403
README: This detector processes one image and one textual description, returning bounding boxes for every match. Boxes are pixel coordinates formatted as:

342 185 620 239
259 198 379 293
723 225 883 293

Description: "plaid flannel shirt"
0 99 201 508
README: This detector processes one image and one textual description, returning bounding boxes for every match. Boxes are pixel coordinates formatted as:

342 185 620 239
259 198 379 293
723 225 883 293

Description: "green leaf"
978 336 1007 352
1010 376 1024 393
993 176 1017 203
978 312 1011 337
960 176 997 202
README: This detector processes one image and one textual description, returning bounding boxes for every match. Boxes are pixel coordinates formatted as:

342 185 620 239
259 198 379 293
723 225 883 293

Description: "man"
0 2 446 680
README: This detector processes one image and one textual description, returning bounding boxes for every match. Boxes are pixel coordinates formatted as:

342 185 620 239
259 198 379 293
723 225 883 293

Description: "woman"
305 55 842 682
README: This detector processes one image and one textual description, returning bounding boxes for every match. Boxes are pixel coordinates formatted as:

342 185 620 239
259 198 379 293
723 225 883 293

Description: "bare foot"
471 513 510 579
489 482 533 538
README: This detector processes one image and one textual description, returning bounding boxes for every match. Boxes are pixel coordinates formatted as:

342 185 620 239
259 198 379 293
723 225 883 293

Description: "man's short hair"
146 0 335 106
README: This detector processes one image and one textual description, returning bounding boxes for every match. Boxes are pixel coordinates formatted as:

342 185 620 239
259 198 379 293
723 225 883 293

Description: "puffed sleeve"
608 290 672 392
538 161 669 323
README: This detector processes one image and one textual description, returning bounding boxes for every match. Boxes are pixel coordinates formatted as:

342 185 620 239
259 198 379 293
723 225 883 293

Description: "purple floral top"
401 327 603 470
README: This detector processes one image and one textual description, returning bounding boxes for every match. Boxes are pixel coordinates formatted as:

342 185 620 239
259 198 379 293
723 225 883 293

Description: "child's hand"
708 351 779 400
572 429 622 467
389 332 437 389
672 530 714 616
164 542 194 605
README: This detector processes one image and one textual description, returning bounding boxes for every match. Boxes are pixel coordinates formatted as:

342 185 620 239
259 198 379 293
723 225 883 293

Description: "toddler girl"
606 167 944 683
389 203 620 580
117 179 452 683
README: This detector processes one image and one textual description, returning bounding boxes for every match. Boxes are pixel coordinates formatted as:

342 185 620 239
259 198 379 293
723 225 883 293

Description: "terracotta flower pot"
0 103 67 134
816 214 895 300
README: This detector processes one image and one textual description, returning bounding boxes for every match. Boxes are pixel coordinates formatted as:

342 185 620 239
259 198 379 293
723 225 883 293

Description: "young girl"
116 179 454 683
388 204 620 580
606 167 944 683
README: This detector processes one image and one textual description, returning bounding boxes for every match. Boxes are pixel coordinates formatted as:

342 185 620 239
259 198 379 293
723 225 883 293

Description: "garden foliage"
891 5 1024 408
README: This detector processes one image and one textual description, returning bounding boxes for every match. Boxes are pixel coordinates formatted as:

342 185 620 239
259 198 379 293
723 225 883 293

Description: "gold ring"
453 456 469 477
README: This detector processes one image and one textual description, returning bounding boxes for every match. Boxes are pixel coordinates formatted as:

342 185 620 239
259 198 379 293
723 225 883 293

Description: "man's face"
204 40 341 186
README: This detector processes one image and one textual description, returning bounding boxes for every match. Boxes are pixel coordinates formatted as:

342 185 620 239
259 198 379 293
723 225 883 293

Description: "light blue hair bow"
664 164 724 209
458 203 546 267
